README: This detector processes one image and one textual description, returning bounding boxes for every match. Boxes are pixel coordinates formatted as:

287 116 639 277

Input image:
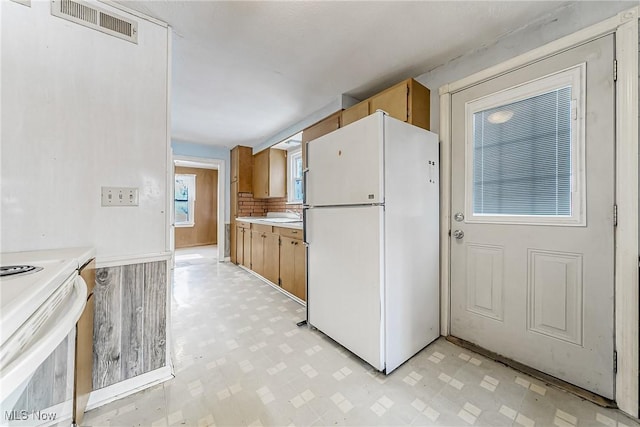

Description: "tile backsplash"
237 192 302 217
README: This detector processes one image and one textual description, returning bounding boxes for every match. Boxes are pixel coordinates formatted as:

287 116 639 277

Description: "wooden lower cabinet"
263 232 279 284
279 236 306 301
234 222 306 302
235 221 251 267
250 230 264 274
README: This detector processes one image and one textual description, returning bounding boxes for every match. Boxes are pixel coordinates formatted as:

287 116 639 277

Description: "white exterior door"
450 35 615 398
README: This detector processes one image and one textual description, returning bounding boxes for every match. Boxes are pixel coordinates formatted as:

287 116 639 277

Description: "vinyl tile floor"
83 249 640 427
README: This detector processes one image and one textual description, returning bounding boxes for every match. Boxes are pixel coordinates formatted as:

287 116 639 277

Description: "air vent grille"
51 0 138 44
100 12 133 37
60 0 97 24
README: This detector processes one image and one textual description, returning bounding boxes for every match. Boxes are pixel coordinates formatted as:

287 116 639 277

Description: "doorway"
448 35 615 398
172 156 226 262
174 166 218 249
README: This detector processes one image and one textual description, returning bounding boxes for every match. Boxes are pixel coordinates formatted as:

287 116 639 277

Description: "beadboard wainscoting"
93 261 168 390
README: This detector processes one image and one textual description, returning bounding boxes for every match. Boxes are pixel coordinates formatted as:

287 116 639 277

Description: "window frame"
174 173 196 227
287 148 303 203
464 63 586 226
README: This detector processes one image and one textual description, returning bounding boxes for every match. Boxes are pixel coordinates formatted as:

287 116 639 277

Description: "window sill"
286 201 302 205
175 223 195 228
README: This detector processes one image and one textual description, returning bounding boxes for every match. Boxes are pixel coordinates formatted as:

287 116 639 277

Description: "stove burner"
0 265 43 277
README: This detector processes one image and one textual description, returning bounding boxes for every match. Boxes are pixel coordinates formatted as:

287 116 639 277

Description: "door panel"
306 114 384 206
307 206 383 370
450 35 615 398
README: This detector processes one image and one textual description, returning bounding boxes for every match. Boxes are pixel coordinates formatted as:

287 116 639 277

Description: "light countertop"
0 247 95 342
236 216 303 230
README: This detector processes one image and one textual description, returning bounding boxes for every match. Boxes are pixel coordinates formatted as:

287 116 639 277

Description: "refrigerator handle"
302 168 309 206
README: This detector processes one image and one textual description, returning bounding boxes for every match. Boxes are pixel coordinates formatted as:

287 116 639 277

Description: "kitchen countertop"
236 216 303 230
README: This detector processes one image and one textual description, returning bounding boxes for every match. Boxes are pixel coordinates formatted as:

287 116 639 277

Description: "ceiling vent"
51 0 138 44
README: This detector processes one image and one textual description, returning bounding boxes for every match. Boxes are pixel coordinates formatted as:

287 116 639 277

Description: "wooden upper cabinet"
341 100 370 127
369 78 430 130
231 145 253 193
302 111 341 168
252 148 286 199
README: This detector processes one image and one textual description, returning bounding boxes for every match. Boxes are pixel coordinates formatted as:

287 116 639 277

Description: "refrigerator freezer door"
306 113 384 206
306 206 384 370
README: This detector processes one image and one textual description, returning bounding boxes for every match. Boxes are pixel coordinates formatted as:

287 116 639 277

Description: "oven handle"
0 273 87 403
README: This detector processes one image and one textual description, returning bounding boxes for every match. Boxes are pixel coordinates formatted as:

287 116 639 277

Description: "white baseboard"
85 366 173 411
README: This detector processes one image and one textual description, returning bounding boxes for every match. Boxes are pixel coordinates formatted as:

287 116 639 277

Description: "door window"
465 64 585 226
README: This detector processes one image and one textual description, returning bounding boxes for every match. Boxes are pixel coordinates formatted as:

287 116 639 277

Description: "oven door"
0 274 87 426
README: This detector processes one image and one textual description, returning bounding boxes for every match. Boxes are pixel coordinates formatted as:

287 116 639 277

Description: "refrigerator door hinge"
448 230 451 237
613 204 618 227
613 59 618 82
613 350 617 373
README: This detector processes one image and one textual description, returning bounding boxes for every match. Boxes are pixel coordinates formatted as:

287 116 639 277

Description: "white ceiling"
115 1 581 149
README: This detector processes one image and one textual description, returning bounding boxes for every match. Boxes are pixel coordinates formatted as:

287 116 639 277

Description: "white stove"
0 248 93 425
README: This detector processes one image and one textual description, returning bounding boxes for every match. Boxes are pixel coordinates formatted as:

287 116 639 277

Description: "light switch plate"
101 187 139 206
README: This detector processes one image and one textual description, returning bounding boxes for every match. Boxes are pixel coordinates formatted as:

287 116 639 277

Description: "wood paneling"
175 166 218 249
143 261 167 372
121 264 144 378
15 335 72 412
94 267 122 389
93 260 167 390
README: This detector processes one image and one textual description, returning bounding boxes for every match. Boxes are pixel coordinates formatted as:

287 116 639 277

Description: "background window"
175 174 196 226
288 149 303 203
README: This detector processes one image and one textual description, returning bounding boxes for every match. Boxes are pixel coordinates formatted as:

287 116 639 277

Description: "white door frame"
172 155 226 261
439 7 639 417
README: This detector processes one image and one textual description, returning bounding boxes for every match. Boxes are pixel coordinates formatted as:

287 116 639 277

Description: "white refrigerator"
305 111 440 374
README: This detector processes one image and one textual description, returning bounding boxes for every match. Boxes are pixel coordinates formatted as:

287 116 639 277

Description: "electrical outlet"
101 187 139 206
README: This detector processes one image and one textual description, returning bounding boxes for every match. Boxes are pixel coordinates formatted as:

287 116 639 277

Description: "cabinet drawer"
237 221 251 229
275 227 303 240
252 223 273 233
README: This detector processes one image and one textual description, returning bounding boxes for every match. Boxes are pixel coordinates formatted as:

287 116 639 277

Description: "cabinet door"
292 240 306 301
263 232 280 284
242 229 251 268
231 146 253 192
230 221 237 264
279 236 296 294
407 79 431 131
251 230 264 274
268 149 286 198
236 226 244 265
302 111 341 168
370 81 408 123
252 150 269 199
341 101 370 127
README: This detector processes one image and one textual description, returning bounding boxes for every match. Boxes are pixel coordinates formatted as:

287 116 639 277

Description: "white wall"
415 1 637 133
1 0 169 259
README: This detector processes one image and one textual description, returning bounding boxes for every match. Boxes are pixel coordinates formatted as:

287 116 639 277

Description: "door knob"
454 212 464 222
453 230 464 240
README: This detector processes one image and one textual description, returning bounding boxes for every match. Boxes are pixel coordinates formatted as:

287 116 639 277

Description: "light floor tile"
82 247 640 427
